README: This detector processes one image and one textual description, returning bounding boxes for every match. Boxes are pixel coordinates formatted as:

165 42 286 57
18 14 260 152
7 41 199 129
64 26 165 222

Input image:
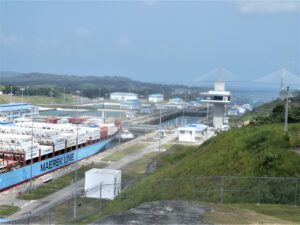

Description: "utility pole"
63 87 66 102
73 90 80 219
29 118 34 192
21 88 25 103
206 102 209 123
158 107 162 153
10 86 13 103
284 86 290 132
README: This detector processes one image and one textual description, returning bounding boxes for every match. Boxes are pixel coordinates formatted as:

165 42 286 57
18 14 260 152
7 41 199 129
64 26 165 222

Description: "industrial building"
110 92 138 101
201 81 231 129
0 103 39 122
148 93 164 103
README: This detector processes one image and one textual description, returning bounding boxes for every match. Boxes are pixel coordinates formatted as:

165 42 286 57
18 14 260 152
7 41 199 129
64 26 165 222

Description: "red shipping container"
68 117 88 124
100 126 108 139
45 117 59 124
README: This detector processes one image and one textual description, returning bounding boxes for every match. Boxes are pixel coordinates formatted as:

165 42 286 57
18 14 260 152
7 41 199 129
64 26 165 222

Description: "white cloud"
35 38 62 51
116 36 130 48
0 33 24 47
238 0 300 14
75 27 91 36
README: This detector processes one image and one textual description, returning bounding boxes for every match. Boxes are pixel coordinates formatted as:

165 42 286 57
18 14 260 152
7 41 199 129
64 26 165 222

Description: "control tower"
201 81 231 129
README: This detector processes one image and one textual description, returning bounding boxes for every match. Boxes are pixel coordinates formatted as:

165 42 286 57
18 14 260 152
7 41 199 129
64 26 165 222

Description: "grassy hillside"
0 94 73 105
83 123 300 223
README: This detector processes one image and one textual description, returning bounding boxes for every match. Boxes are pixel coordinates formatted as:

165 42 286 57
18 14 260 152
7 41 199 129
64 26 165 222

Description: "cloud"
0 33 24 47
75 27 91 36
35 38 62 51
237 0 300 14
116 36 130 48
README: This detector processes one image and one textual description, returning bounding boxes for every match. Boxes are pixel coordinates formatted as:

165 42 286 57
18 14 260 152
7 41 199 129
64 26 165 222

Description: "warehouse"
110 92 138 101
0 103 39 122
148 93 164 103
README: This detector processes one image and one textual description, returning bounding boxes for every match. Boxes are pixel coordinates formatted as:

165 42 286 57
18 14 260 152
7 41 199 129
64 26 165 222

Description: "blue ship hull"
0 138 113 191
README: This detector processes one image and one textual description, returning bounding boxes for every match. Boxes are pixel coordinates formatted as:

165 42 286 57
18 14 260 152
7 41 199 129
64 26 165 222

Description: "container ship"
0 116 119 192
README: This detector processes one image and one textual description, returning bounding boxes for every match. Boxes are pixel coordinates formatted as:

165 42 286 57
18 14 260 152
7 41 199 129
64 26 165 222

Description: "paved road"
7 131 178 221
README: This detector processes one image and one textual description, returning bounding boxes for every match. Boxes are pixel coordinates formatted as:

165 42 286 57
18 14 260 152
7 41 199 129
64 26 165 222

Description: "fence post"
295 179 298 207
99 183 102 212
192 176 195 200
220 176 224 204
48 208 52 225
257 189 260 205
162 179 165 200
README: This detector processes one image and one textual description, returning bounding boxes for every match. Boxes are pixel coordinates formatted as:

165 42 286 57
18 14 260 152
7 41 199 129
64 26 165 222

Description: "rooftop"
110 92 138 96
178 123 208 132
149 93 163 97
0 103 36 112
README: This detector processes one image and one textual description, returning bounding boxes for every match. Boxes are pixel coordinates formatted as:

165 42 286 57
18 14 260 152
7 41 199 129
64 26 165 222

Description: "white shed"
178 124 208 142
85 168 121 200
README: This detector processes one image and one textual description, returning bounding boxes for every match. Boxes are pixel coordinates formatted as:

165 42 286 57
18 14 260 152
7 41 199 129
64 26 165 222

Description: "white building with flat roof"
148 93 164 103
110 92 138 101
178 124 208 142
85 168 121 200
0 103 39 122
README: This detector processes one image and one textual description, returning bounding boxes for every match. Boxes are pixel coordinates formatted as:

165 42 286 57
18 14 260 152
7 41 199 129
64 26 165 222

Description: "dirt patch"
91 201 210 225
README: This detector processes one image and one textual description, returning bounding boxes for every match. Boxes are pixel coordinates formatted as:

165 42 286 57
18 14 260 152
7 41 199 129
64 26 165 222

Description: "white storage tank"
85 168 121 200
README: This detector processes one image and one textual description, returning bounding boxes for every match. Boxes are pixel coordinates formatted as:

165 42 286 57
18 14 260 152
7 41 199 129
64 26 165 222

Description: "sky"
0 0 299 84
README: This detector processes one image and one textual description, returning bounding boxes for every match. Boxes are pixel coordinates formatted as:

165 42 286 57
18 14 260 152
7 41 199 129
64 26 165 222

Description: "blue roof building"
0 103 39 122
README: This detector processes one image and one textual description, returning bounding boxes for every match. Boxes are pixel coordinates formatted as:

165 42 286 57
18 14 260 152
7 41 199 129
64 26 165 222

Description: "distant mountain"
0 72 205 99
0 71 22 77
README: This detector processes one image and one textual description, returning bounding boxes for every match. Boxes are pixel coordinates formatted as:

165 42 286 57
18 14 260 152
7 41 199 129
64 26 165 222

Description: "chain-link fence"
9 176 300 224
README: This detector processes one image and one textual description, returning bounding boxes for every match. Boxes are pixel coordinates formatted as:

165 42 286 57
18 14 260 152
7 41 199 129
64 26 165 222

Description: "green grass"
102 143 148 162
79 123 300 224
122 152 158 177
0 94 73 104
238 203 300 223
0 205 20 217
204 203 300 224
18 162 107 200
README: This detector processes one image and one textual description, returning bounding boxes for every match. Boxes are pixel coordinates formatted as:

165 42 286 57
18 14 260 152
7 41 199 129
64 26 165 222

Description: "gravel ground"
91 201 211 225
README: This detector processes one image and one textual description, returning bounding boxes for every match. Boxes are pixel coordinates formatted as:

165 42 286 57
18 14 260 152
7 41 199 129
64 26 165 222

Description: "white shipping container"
85 169 121 200
25 150 39 160
83 127 100 141
40 145 53 156
102 124 117 136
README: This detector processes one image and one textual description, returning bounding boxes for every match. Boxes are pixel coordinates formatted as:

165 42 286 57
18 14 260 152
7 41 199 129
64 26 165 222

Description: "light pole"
206 102 209 124
118 103 121 146
21 88 25 103
73 90 80 218
63 87 66 102
284 86 290 132
158 106 162 153
29 118 34 191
